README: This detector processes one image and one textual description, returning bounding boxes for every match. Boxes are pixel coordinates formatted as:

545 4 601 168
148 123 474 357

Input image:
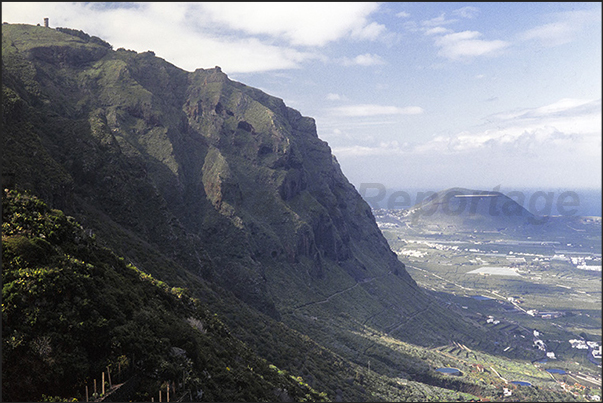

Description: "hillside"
1 189 328 402
1 22 483 340
2 23 415 315
3 191 583 402
1 24 585 402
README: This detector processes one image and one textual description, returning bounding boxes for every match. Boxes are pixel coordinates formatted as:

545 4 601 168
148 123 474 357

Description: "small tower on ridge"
44 18 49 28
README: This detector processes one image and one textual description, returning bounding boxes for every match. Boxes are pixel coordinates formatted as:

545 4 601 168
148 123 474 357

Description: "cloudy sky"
3 2 601 194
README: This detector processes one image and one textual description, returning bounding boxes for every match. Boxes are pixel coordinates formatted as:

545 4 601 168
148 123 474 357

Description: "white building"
534 340 546 351
569 339 589 349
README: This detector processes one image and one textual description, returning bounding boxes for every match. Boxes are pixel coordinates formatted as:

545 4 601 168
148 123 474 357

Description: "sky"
3 2 602 197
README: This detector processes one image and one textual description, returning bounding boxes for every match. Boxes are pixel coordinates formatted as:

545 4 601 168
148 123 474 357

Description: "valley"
373 206 602 399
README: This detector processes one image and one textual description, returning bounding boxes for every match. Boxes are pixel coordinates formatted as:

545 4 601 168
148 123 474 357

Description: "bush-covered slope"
2 189 328 402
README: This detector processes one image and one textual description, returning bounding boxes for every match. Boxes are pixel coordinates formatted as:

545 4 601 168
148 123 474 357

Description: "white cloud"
333 145 389 157
330 104 424 117
424 27 452 36
333 98 601 157
195 2 382 46
326 93 343 101
0 2 385 73
175 38 318 73
486 98 599 123
402 20 420 33
434 30 509 60
396 11 411 18
416 8 508 61
416 126 587 155
350 21 388 41
519 9 601 47
341 53 386 66
420 7 480 30
520 22 574 46
333 98 601 188
421 13 458 27
452 6 480 19
415 8 509 61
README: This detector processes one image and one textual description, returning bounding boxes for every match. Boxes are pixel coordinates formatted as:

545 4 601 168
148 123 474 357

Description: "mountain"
401 187 541 233
2 24 578 401
2 23 415 316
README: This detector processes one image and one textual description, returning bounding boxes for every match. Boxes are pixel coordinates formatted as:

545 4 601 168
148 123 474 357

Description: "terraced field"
374 209 602 398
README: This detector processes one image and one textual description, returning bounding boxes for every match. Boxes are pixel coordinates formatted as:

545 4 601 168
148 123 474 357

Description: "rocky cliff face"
3 24 487 354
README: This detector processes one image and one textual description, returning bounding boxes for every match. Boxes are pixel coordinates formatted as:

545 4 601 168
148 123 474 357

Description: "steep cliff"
3 23 498 400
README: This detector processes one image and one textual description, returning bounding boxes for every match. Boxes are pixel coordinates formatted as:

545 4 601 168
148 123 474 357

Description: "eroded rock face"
3 24 416 323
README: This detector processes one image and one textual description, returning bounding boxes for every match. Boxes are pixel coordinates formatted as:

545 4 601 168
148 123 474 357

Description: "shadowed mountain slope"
2 189 328 402
2 23 518 400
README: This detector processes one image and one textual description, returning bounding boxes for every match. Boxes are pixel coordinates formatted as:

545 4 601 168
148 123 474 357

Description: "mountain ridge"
3 22 424 324
3 23 577 401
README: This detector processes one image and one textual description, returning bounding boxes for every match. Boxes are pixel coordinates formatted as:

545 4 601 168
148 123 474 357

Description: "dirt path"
293 277 375 310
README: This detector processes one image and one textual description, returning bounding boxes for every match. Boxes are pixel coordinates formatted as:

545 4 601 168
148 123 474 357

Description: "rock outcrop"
2 23 488 355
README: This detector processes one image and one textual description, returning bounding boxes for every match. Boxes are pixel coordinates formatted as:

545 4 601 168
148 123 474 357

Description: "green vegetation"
2 24 597 402
374 207 601 400
2 189 327 402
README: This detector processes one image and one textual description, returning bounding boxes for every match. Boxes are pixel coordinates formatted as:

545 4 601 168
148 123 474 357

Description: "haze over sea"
360 186 602 217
